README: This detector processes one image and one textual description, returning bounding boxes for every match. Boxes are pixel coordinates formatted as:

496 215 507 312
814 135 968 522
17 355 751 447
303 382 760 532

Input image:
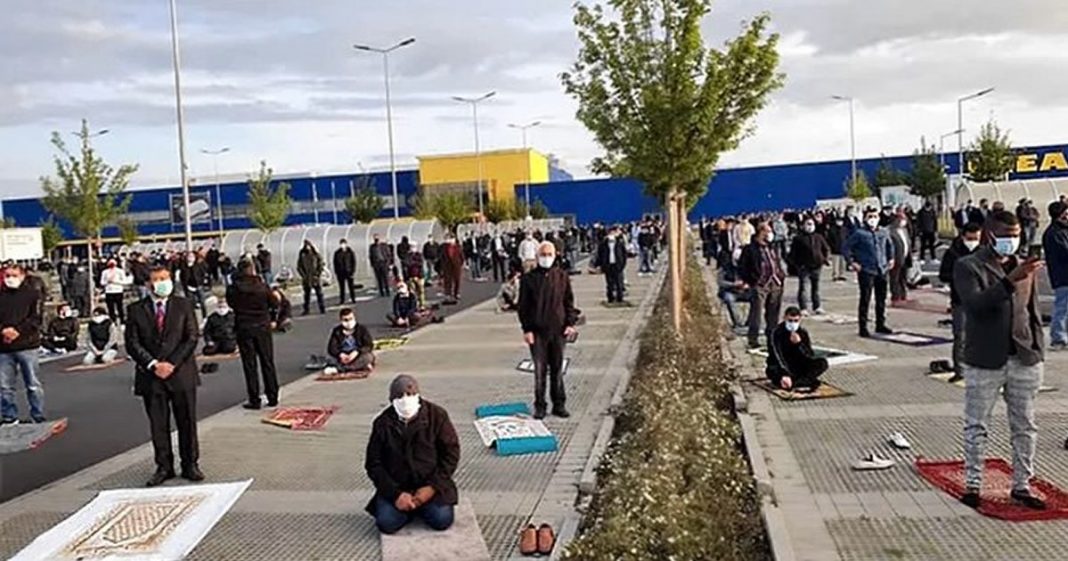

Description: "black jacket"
297 247 324 286
180 261 209 289
333 247 356 277
1043 221 1068 289
0 284 42 352
364 399 460 514
370 241 393 268
327 323 374 359
45 316 79 342
203 312 236 345
124 296 200 396
518 266 578 335
393 293 418 319
738 242 784 287
916 207 938 234
938 237 977 305
788 232 830 272
596 238 628 271
256 249 273 274
765 324 817 385
226 273 273 332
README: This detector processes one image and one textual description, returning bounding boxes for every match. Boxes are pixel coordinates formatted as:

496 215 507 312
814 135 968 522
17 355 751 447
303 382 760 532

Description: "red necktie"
155 301 166 333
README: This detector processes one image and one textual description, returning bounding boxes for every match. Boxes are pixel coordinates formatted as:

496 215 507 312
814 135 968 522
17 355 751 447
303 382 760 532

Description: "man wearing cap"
1043 200 1068 351
365 374 460 534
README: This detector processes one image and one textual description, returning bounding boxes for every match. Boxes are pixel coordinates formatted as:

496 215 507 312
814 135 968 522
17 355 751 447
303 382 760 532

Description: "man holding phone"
954 210 1046 511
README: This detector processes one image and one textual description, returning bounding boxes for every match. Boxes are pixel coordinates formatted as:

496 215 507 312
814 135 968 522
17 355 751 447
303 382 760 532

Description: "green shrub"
564 262 768 561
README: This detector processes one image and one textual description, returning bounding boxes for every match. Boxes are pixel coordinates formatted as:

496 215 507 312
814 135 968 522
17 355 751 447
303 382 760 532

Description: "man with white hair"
519 241 580 419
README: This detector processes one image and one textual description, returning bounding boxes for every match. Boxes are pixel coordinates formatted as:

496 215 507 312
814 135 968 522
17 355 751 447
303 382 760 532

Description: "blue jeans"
639 247 654 273
0 350 45 421
1050 286 1068 345
797 268 822 311
719 290 742 328
374 495 454 534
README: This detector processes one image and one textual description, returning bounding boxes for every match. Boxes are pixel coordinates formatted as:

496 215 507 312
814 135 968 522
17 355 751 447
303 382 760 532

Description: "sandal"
518 524 538 556
537 523 555 555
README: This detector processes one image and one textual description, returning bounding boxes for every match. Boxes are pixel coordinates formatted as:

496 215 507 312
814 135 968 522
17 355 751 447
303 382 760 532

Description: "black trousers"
337 274 356 304
143 387 198 472
492 255 507 282
303 283 325 314
105 293 125 323
373 265 391 297
43 336 78 352
530 332 566 411
920 232 937 261
237 328 279 404
604 265 625 302
857 271 888 327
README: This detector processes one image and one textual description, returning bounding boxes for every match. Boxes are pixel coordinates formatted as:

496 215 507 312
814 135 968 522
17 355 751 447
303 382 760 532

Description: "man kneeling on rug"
201 302 237 355
366 374 460 534
387 282 440 329
84 307 121 365
324 307 374 375
766 306 827 392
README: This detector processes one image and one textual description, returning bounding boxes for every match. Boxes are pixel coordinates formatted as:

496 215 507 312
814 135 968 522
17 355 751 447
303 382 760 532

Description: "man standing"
597 226 628 303
937 222 982 382
518 232 539 273
124 266 203 487
888 212 912 304
369 235 393 298
843 209 895 338
0 265 45 424
1043 201 1068 351
298 240 326 315
441 235 464 302
788 217 830 314
491 232 509 283
519 242 579 419
954 210 1046 510
333 239 357 305
100 258 129 324
256 243 273 284
227 260 280 410
422 236 440 282
916 201 939 262
739 223 785 349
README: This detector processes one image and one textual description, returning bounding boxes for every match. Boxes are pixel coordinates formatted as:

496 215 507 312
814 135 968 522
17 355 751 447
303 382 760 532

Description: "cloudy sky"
2 0 1068 197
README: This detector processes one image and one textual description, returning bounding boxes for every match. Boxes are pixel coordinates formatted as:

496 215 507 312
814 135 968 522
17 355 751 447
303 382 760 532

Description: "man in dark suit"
227 259 280 410
125 266 204 487
597 226 628 303
333 239 357 305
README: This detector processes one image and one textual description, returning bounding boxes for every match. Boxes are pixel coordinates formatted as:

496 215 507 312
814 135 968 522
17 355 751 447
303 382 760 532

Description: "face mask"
963 239 981 252
59 309 71 319
392 394 421 420
803 224 815 233
765 233 775 243
216 307 231 316
92 315 109 324
866 218 879 229
899 221 907 228
993 236 1019 257
538 256 555 269
5 276 24 289
341 319 356 330
152 279 174 298
785 321 801 332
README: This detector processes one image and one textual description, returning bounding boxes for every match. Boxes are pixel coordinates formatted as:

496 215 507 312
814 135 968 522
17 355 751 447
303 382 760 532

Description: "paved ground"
725 264 1068 561
0 263 661 560
0 275 499 502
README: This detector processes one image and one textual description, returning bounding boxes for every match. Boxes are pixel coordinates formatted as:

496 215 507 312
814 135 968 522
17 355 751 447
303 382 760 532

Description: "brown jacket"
364 399 460 514
518 266 578 336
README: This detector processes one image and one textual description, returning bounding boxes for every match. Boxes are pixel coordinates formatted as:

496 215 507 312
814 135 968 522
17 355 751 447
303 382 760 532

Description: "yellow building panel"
418 148 549 202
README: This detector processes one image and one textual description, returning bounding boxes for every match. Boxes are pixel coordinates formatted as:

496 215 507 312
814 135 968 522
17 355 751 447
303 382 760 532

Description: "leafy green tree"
485 199 517 223
0 217 15 229
562 0 783 331
39 219 64 256
247 161 291 234
117 218 140 247
845 170 872 202
967 119 1015 182
41 119 137 308
530 200 550 220
429 193 474 233
908 142 947 200
409 194 437 221
345 187 385 224
873 158 905 189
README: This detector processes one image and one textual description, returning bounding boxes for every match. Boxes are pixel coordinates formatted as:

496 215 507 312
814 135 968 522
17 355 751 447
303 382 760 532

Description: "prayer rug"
916 458 1068 521
750 379 852 401
0 418 68 455
806 312 857 325
380 501 491 561
195 351 240 361
516 358 571 374
315 369 371 381
892 299 950 315
872 331 953 347
354 295 376 303
9 480 251 561
475 402 530 418
747 346 876 367
63 358 127 373
927 372 1056 393
473 415 558 456
375 337 409 352
261 406 338 431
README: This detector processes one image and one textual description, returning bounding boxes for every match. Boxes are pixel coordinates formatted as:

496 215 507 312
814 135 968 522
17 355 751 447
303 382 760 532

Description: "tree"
845 170 872 202
485 198 517 223
247 161 291 234
409 194 437 221
561 0 784 331
0 217 15 229
345 187 385 224
967 119 1015 182
530 200 550 219
873 158 905 188
429 193 474 233
908 141 947 200
41 119 137 309
117 218 140 247
39 219 64 256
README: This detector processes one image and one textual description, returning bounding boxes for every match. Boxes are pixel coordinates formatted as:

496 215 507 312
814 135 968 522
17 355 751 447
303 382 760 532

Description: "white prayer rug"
748 345 877 367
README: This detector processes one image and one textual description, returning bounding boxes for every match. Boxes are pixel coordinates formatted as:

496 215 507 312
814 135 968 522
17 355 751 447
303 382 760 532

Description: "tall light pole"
938 129 964 170
168 0 193 250
957 87 995 181
200 147 229 232
508 120 541 215
354 37 416 219
831 95 857 188
452 91 496 216
70 127 110 311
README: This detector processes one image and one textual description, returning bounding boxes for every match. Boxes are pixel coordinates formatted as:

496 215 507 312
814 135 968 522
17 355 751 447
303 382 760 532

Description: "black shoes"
960 490 981 509
533 407 547 420
875 325 894 335
1011 489 1047 510
552 407 571 419
146 469 176 487
182 465 206 482
242 402 262 410
859 326 871 338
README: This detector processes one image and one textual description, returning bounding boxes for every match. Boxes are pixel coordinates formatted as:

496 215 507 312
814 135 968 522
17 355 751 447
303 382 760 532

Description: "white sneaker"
322 366 339 376
801 309 811 317
852 452 895 471
814 308 826 316
888 432 912 450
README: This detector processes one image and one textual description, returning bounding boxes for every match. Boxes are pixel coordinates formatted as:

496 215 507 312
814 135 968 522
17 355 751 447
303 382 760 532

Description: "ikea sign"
1014 148 1068 175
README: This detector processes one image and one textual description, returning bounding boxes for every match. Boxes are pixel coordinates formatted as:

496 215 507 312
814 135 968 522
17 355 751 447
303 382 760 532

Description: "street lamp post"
168 0 193 251
70 127 110 312
831 95 857 188
200 147 230 233
452 91 496 216
938 129 964 170
957 87 995 180
354 37 416 219
508 120 542 217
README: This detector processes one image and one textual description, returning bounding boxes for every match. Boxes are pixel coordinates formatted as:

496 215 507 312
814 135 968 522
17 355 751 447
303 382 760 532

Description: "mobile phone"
1028 245 1042 259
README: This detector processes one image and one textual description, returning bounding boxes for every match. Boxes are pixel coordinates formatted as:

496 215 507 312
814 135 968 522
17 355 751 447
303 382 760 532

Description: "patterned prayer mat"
806 312 857 325
917 458 1068 521
750 379 852 401
63 358 127 373
315 369 371 382
0 418 68 455
9 480 251 561
374 337 408 352
261 406 338 431
872 331 953 347
891 299 950 315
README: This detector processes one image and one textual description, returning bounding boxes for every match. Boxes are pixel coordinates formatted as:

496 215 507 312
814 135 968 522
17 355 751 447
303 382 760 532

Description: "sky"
2 0 1068 197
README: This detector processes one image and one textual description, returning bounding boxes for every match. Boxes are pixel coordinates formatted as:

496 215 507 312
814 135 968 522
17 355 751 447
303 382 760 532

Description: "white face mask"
392 394 421 420
993 236 1019 257
538 255 555 269
4 276 23 289
963 239 981 252
803 224 815 233
216 307 231 316
866 218 880 229
92 315 109 324
341 319 356 330
785 321 801 332
765 233 775 243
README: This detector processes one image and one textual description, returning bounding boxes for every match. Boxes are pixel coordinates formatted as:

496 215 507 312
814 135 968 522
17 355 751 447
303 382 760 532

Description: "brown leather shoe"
537 523 555 555
518 524 538 555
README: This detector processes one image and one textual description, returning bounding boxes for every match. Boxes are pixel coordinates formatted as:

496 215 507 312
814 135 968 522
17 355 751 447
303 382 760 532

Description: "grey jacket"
953 247 1044 369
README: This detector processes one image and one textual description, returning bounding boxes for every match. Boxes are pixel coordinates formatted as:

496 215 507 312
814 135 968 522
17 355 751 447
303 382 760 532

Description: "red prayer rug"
916 458 1068 521
261 406 338 431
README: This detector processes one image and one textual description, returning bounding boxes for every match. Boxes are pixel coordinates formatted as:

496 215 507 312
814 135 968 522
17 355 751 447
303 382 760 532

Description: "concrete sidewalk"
0 265 662 561
725 269 1068 561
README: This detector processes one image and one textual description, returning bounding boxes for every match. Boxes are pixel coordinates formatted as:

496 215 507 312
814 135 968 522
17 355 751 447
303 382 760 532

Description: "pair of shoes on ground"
242 397 278 411
858 325 894 338
304 354 329 370
518 523 555 556
146 465 205 487
533 406 570 420
961 488 1046 511
1 416 47 426
852 433 911 471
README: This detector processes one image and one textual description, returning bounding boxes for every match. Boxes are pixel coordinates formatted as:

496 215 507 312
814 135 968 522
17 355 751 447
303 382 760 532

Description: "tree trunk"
87 238 97 312
667 190 682 333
